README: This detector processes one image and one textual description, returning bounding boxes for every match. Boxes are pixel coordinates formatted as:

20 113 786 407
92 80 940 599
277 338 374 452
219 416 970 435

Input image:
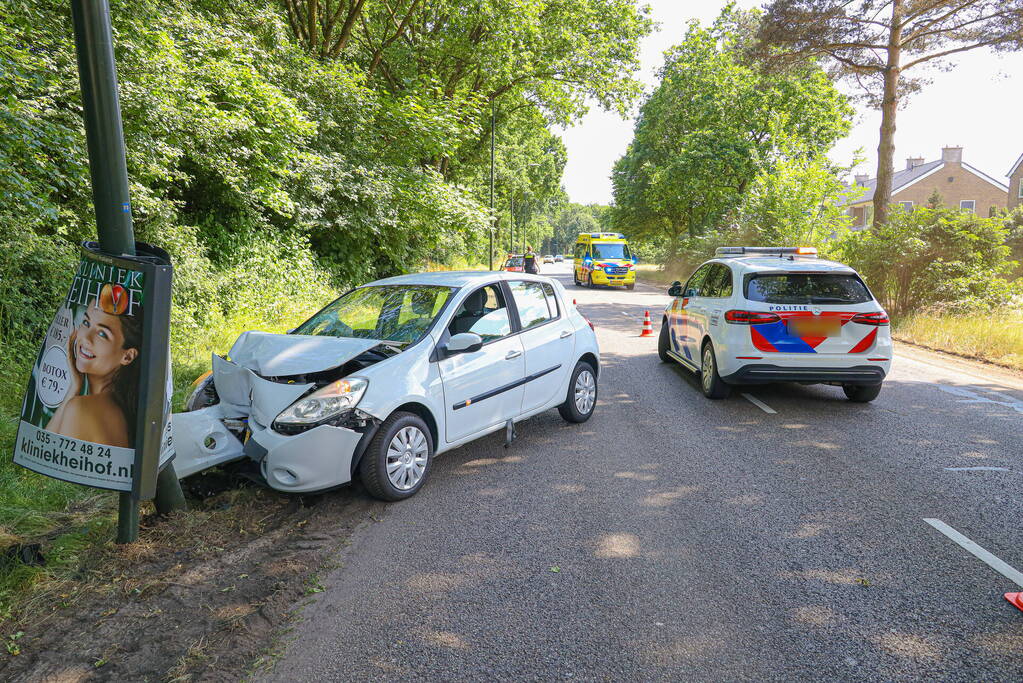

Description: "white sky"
558 0 1023 205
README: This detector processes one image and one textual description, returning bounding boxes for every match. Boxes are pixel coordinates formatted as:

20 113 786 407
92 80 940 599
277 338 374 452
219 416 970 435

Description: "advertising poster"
14 245 172 493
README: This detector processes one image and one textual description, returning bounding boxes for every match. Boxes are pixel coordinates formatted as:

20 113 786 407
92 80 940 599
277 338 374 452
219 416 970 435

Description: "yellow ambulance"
573 232 636 290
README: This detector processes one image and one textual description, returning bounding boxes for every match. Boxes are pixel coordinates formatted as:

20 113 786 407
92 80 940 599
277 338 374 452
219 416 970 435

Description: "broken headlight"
274 377 368 427
184 371 218 412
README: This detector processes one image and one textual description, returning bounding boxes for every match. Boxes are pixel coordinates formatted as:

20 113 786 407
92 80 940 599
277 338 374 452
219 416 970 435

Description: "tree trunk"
872 0 903 228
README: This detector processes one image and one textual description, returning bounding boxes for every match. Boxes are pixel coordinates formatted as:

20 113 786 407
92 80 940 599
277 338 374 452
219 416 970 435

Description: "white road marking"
923 518 1023 588
742 393 777 414
943 466 1011 472
935 384 1023 414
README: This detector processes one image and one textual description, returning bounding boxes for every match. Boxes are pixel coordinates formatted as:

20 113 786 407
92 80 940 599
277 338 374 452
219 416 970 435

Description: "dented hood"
227 331 381 377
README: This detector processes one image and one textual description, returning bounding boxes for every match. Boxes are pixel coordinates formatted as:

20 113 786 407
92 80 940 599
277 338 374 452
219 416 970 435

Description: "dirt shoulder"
0 472 384 682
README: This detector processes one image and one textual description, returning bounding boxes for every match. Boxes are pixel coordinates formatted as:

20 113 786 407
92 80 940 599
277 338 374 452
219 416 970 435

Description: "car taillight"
724 310 780 325
584 316 594 331
852 311 890 326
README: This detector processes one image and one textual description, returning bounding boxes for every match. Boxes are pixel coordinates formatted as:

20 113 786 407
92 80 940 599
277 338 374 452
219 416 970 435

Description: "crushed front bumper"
171 354 372 493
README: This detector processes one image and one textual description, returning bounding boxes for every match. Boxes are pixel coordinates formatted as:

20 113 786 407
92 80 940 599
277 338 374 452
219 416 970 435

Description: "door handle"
560 329 573 339
505 349 522 360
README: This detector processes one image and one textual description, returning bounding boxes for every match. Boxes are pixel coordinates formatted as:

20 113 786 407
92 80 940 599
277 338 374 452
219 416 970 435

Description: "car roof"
712 256 856 274
367 270 557 288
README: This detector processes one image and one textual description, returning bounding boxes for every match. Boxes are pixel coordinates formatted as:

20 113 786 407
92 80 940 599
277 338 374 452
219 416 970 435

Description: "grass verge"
893 313 1023 372
0 300 329 628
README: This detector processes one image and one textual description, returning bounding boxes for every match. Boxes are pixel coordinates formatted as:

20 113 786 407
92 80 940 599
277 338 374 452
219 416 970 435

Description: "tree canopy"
757 0 1023 226
611 8 853 262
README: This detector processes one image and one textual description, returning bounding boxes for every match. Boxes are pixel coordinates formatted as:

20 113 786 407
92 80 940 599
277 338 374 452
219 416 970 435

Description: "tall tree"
758 0 1023 227
612 8 852 262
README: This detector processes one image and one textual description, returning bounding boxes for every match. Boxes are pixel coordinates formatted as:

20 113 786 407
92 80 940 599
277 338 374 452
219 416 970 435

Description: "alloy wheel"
702 346 714 393
386 426 428 491
574 368 596 414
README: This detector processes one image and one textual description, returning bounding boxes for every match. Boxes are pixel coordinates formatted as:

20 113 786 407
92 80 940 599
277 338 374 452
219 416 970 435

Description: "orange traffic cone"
640 310 654 337
1005 592 1023 612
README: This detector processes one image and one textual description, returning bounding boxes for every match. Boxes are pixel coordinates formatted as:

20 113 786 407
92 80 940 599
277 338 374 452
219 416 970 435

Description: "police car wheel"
843 383 882 403
359 411 433 501
657 320 671 362
700 342 731 400
559 361 597 423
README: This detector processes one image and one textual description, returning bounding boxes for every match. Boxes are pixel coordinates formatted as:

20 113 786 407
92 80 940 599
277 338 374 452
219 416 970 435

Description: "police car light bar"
715 246 817 257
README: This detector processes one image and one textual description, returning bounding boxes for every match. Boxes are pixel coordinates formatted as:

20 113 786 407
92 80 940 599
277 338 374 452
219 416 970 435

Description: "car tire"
626 283 635 290
658 319 671 363
359 411 433 501
700 341 731 400
587 273 595 289
558 360 598 423
843 383 882 402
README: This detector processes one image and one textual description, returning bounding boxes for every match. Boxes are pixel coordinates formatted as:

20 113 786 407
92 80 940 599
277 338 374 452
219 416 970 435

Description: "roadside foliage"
0 0 650 620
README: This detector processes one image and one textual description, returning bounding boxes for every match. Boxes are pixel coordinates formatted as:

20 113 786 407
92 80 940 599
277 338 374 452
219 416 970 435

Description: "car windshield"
591 243 631 259
505 258 523 267
293 285 454 344
745 273 872 304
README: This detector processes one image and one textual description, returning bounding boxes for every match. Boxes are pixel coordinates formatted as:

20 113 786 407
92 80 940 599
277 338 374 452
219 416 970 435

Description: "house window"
899 201 913 212
1018 178 1023 199
960 199 976 213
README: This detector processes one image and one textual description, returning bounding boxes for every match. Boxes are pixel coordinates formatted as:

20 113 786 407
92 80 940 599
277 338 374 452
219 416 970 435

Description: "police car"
658 247 891 402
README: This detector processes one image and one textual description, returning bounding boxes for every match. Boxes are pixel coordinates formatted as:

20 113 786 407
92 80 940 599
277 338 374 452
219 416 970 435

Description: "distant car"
554 255 564 262
174 272 600 500
503 256 525 273
659 246 891 402
543 255 554 264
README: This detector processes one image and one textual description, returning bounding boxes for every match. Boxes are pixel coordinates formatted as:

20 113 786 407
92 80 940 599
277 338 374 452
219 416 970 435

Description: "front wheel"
359 412 433 501
625 283 635 290
559 361 598 423
658 320 671 362
700 342 731 400
587 273 595 289
843 383 882 402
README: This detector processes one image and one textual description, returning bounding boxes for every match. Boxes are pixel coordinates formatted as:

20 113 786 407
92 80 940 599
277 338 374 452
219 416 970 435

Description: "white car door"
438 283 525 443
508 280 574 413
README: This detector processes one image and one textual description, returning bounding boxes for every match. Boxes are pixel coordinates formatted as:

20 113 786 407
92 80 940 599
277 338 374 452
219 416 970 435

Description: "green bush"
835 206 1017 315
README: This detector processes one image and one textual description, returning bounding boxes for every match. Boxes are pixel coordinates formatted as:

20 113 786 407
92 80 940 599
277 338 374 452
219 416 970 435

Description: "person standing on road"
523 246 540 275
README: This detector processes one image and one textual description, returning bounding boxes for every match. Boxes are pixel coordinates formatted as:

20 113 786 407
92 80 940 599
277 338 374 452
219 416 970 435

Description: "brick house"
844 147 1009 228
1009 153 1023 211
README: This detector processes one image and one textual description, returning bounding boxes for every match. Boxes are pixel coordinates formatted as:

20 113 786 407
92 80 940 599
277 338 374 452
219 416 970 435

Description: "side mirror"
667 281 682 297
445 332 483 355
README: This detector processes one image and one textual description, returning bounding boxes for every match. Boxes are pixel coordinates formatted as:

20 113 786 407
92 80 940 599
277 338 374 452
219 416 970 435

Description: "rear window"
745 273 871 304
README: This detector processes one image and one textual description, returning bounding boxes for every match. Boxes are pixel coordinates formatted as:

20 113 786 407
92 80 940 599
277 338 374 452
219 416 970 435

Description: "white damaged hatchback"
172 271 600 500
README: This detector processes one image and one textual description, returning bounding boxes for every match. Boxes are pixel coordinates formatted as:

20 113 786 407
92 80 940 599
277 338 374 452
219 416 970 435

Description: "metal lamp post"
70 0 186 542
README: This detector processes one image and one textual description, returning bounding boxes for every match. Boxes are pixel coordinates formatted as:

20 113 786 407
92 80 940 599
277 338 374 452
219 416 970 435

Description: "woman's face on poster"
74 302 137 376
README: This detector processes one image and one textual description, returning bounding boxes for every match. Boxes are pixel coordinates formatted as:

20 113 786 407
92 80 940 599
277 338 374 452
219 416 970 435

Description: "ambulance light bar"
715 246 817 257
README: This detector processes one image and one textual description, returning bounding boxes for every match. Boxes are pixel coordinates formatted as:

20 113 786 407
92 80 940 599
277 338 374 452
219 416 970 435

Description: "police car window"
447 284 511 341
510 281 554 330
685 264 712 296
591 243 631 260
700 266 723 298
746 274 871 304
703 265 733 298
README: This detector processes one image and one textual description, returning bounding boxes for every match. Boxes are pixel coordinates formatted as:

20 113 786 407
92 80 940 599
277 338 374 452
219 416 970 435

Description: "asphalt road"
260 263 1023 682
